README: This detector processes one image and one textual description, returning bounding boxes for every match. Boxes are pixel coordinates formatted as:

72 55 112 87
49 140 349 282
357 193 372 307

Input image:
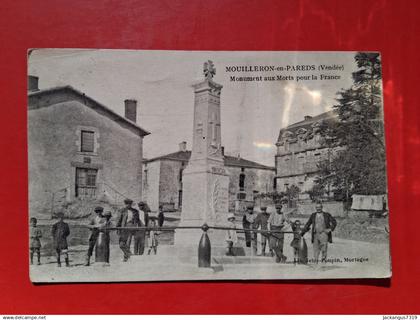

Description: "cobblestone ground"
30 234 390 282
30 211 390 282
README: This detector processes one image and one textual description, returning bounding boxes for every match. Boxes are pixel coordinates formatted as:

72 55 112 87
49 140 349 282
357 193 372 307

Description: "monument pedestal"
174 160 230 247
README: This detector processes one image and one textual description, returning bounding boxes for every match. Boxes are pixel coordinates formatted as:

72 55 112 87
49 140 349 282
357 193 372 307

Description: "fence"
39 223 308 267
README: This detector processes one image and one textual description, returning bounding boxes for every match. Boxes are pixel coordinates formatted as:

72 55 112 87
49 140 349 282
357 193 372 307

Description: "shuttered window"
81 130 95 152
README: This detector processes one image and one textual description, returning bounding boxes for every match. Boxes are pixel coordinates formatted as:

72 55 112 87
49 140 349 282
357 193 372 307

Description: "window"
81 130 95 152
179 168 184 183
237 192 246 200
143 169 148 187
239 173 245 191
75 168 98 198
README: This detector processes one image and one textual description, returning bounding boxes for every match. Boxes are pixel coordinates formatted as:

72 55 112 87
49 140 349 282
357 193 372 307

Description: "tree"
308 183 326 201
285 184 300 200
315 53 386 200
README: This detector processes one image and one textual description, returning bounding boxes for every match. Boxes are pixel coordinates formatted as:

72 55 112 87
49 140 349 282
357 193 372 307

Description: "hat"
246 205 254 210
55 211 65 217
124 198 133 205
227 213 235 221
260 206 267 211
138 201 146 206
103 211 112 217
94 206 104 212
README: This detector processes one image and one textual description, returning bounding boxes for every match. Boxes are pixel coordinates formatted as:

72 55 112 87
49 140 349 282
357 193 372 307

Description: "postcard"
28 49 390 281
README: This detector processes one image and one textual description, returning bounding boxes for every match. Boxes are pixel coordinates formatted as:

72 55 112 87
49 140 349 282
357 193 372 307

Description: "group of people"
29 198 337 267
30 212 71 267
29 199 165 267
226 201 337 264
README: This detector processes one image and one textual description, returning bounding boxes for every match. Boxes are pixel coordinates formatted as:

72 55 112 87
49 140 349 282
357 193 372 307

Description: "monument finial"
203 60 216 80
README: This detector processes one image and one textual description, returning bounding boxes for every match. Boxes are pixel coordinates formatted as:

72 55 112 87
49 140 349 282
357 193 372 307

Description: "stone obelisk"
175 61 230 246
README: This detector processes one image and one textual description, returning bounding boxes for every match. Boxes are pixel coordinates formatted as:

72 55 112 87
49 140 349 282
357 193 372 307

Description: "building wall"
143 159 275 212
275 131 343 194
276 130 328 193
142 161 161 212
28 100 143 217
158 159 186 210
225 166 275 211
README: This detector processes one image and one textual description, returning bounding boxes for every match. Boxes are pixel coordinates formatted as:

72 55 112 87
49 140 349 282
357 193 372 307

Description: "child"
226 213 238 256
29 217 42 265
147 217 159 255
51 211 70 267
290 220 303 264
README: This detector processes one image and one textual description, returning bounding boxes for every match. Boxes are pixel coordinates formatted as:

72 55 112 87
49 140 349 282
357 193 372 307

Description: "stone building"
28 76 150 218
143 142 276 212
275 111 342 198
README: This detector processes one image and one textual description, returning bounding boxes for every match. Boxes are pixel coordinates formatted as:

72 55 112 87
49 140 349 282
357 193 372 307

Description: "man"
135 201 150 255
300 202 337 264
51 211 70 267
242 204 257 254
268 202 289 263
84 206 104 266
117 199 140 261
254 206 270 256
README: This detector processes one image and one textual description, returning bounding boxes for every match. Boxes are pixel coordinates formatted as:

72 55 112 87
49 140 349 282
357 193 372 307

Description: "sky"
28 49 358 166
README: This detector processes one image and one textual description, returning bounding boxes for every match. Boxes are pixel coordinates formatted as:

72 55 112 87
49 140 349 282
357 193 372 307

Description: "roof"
28 86 150 137
276 110 337 143
145 150 275 171
146 150 192 163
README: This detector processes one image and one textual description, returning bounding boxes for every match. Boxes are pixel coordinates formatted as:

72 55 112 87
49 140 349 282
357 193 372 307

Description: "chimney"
28 75 39 92
124 99 137 123
179 141 187 152
304 115 312 121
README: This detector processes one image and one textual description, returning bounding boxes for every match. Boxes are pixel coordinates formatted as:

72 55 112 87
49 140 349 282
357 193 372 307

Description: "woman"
95 211 113 266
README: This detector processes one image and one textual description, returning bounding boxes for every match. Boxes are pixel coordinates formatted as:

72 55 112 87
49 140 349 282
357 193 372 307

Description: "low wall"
297 201 346 217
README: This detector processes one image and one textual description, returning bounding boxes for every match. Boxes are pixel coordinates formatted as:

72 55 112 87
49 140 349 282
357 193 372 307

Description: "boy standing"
51 211 71 267
290 220 303 264
29 217 42 265
147 217 159 255
226 213 238 256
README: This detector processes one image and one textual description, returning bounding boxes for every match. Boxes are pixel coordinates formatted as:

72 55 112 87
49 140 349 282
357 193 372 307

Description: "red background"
0 0 419 314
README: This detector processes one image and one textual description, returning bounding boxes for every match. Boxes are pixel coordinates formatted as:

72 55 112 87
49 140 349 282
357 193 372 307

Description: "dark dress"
95 220 112 263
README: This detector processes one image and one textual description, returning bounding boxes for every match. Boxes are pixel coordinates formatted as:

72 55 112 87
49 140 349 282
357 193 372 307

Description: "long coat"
117 207 141 228
51 221 70 250
301 211 337 243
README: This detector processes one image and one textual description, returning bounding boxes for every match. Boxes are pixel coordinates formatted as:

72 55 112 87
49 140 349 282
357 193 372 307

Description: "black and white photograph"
28 49 390 282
